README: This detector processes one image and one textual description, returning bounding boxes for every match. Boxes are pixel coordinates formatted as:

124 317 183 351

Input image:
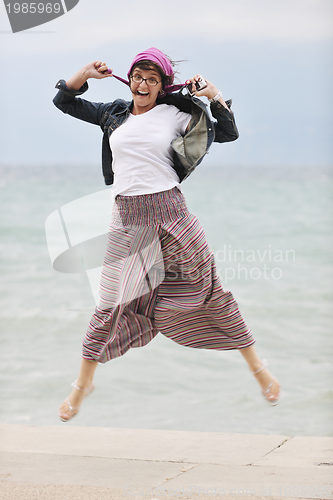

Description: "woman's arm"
53 61 114 126
187 75 239 142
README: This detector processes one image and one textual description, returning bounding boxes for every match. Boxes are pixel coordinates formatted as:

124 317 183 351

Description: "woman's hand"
66 61 113 90
186 74 230 110
186 75 218 100
87 61 114 80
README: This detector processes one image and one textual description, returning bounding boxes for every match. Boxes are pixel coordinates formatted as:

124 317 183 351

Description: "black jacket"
53 79 239 185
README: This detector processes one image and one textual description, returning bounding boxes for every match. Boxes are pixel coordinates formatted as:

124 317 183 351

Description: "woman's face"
130 65 163 115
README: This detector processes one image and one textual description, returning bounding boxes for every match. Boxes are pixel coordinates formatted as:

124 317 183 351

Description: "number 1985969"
6 3 61 14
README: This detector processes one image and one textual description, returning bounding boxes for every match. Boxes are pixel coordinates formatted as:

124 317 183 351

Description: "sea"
0 164 332 436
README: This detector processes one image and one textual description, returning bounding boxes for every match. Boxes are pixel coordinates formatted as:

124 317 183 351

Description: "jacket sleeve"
210 99 239 143
53 79 109 127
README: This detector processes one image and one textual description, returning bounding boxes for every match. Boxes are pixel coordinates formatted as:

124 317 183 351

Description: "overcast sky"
0 0 332 168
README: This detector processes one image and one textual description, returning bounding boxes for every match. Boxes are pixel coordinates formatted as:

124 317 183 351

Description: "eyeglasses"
130 74 161 86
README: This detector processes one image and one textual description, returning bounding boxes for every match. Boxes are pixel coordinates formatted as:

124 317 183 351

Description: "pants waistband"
111 187 189 226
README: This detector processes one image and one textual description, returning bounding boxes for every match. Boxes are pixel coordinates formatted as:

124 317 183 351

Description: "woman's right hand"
86 61 113 80
66 61 113 90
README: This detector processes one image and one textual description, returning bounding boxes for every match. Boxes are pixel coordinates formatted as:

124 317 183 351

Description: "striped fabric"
82 187 255 363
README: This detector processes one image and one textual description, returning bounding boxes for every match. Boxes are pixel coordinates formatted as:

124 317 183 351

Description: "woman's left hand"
186 74 230 110
186 75 218 100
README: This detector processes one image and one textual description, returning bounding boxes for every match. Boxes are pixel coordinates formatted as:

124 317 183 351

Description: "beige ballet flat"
59 380 95 422
251 359 280 406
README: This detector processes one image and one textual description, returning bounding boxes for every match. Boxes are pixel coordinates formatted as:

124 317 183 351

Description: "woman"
53 48 280 422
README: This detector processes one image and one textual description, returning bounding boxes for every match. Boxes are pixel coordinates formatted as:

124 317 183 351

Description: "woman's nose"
138 78 149 88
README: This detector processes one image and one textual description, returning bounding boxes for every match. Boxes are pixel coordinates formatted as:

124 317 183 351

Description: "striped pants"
82 187 255 363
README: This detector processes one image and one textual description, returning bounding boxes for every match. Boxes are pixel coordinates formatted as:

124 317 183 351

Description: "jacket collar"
156 90 207 115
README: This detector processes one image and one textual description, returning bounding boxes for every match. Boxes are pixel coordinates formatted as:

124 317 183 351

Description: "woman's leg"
239 345 280 403
59 358 98 421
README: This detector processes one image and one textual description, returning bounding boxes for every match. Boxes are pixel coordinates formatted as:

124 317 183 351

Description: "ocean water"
0 164 332 436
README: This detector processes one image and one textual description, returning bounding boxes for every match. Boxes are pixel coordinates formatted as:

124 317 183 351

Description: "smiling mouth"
136 90 149 96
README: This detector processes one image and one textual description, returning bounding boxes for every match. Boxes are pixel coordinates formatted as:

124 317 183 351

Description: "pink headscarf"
110 47 185 94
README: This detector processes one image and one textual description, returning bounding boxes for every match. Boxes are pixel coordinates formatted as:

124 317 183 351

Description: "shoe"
59 380 95 422
251 359 280 406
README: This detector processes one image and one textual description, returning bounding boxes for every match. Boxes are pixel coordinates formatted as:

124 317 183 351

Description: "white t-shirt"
110 104 191 197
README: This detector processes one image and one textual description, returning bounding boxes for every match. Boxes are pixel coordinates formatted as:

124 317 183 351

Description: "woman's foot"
251 360 280 406
59 380 94 422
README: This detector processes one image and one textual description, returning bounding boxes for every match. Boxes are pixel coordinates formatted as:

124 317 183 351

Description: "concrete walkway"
0 424 332 500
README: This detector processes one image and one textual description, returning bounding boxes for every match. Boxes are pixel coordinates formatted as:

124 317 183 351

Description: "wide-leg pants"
82 188 255 363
